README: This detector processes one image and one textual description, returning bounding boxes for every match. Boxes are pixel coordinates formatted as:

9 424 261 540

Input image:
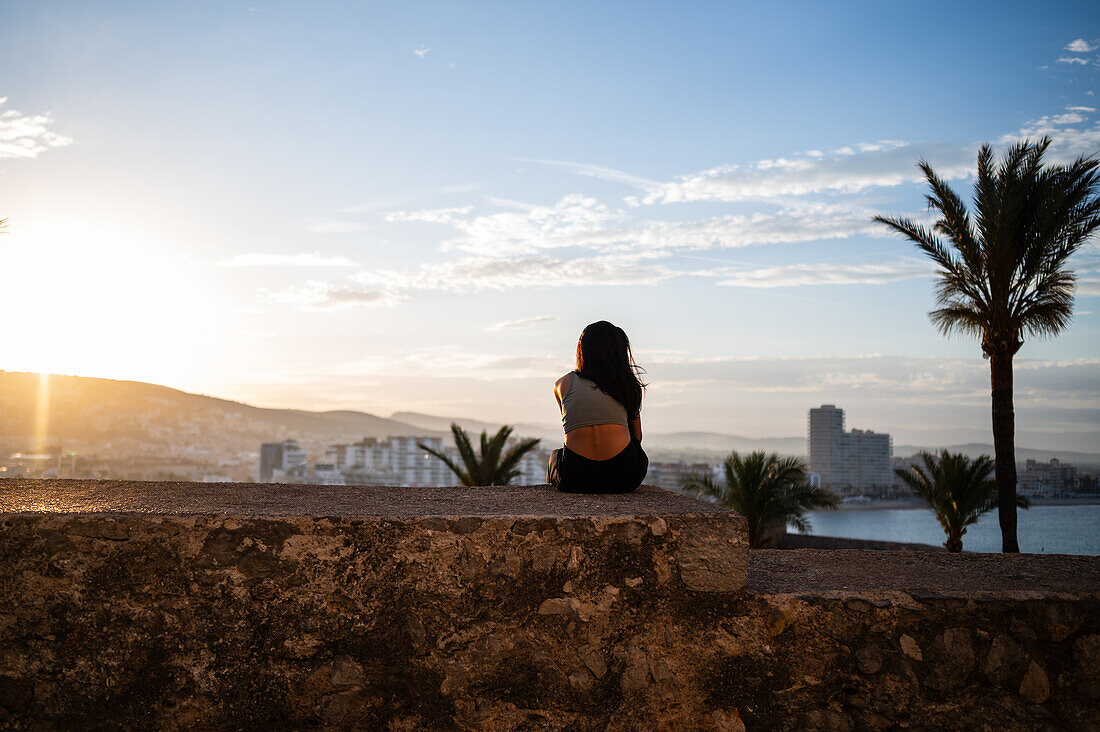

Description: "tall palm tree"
681 450 838 548
419 423 540 486
874 138 1100 552
895 450 1029 552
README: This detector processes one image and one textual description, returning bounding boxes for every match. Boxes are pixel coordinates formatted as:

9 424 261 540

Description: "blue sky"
1 1 1098 447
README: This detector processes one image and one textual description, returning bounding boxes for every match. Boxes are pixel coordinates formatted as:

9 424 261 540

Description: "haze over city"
1 1 1098 448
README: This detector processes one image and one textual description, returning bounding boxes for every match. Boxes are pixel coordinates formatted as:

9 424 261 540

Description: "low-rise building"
645 461 719 493
1019 458 1077 496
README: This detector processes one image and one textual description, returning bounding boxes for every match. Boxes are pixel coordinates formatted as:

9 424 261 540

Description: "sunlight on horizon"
0 217 217 387
33 372 50 454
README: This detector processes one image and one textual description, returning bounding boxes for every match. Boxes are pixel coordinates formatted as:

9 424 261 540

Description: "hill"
390 412 561 443
894 443 1100 470
0 371 439 456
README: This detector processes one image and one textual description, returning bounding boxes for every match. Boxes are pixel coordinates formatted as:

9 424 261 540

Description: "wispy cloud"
414 45 430 58
269 103 1098 309
321 349 562 381
514 158 660 191
1003 114 1100 162
706 261 932 288
1058 57 1091 65
436 181 483 194
216 252 359 268
385 195 881 258
336 196 413 214
632 110 1100 207
630 140 972 205
334 185 482 215
1078 275 1100 297
486 315 560 331
385 205 474 224
1066 39 1098 53
355 251 677 293
266 280 391 309
0 97 72 159
298 218 370 234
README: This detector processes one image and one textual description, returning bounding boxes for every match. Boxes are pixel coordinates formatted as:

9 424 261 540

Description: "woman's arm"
629 415 642 442
554 373 572 412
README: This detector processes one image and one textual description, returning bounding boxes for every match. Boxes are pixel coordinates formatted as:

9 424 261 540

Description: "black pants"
547 439 649 494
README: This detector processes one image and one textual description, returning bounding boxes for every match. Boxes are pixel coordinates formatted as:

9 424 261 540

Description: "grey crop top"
560 372 630 433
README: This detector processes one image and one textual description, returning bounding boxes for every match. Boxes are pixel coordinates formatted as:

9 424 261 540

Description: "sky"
1 0 1099 448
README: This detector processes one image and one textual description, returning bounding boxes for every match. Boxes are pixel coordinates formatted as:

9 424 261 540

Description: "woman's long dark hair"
575 321 647 418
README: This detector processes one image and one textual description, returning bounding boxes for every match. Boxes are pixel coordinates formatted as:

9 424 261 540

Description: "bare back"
555 373 642 460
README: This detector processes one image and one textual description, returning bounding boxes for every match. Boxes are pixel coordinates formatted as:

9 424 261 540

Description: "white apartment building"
808 405 892 492
324 436 454 486
323 435 549 486
514 446 552 485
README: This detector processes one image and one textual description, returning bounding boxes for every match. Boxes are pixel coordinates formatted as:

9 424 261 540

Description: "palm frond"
680 471 725 503
701 450 838 547
896 451 998 550
872 215 958 272
877 139 1099 355
419 441 471 485
497 437 541 484
451 424 480 477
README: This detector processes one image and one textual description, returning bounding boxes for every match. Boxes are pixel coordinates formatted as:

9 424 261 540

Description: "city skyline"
1 1 1098 446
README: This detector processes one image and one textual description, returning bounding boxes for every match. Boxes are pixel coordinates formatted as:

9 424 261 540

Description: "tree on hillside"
420 423 540 486
873 138 1100 552
680 450 839 548
895 450 1030 552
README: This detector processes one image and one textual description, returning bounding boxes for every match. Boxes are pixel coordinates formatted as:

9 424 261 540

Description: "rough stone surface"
0 478 732 518
1 479 1099 730
1019 660 1052 704
676 520 749 592
985 634 1025 686
899 634 923 662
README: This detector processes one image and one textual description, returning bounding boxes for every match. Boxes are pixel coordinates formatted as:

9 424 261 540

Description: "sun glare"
33 372 50 454
0 217 214 386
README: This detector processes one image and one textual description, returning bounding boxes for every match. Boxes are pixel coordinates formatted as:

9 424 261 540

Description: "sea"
796 503 1100 555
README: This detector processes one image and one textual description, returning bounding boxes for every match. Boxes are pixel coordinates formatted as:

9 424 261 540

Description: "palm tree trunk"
990 350 1020 553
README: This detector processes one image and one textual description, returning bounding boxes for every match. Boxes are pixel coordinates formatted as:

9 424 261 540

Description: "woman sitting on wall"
547 321 648 494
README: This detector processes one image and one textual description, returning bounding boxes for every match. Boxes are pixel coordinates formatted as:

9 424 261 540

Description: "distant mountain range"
1 371 1097 469
0 371 444 455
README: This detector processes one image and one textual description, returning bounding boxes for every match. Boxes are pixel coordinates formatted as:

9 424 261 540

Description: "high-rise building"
807 405 892 492
258 439 307 482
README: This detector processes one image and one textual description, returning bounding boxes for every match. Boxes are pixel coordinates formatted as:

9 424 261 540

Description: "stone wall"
1 479 1097 730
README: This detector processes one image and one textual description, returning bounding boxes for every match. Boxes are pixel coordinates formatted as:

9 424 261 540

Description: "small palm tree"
895 450 1029 552
419 423 540 486
873 139 1100 552
681 450 839 548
